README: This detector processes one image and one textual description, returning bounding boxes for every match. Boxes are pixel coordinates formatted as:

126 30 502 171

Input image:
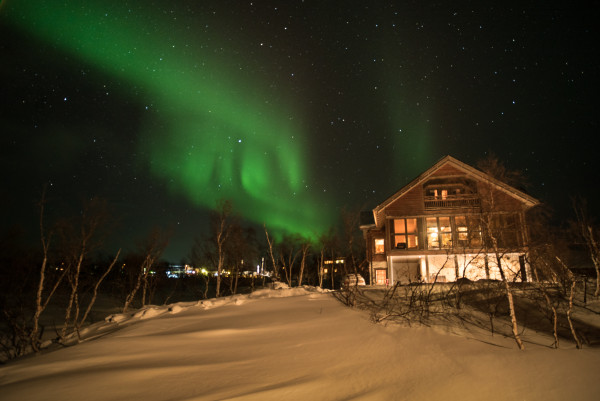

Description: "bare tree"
30 189 67 352
0 227 38 360
74 250 121 340
58 198 109 339
264 224 280 280
190 238 213 299
226 225 257 295
297 238 311 287
278 234 302 287
211 200 234 298
318 244 325 288
123 228 169 313
572 198 600 297
525 207 565 348
340 207 365 276
529 252 560 348
317 229 338 289
526 221 588 350
477 155 527 350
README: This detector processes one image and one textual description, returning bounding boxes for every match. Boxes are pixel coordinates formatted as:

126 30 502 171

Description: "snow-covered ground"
1 285 599 401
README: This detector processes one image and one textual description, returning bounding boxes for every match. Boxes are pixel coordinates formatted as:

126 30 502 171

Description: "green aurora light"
378 40 435 178
3 0 332 238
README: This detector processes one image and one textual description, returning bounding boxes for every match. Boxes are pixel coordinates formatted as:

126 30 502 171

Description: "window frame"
426 216 453 249
391 218 419 249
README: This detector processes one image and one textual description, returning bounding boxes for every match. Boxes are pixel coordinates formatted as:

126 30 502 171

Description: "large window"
426 217 452 249
426 217 439 248
454 215 483 248
374 238 385 254
391 215 511 251
455 216 468 246
439 217 452 248
467 216 483 247
392 218 418 249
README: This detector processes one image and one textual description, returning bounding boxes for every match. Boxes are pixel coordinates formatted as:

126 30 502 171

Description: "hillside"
1 286 599 401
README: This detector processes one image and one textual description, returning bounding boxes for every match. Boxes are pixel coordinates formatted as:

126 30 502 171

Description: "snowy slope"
1 286 599 401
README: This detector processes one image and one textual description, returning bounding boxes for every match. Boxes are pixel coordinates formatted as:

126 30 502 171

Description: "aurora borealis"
2 0 327 238
1 1 598 259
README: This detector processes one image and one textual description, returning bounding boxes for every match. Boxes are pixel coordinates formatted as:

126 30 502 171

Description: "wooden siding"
364 228 385 261
383 185 424 218
428 163 466 177
477 182 527 212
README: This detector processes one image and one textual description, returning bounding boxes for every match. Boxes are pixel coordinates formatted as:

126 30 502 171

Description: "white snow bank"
1 287 599 401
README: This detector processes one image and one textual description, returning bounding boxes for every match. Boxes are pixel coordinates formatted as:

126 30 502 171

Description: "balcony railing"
424 194 480 210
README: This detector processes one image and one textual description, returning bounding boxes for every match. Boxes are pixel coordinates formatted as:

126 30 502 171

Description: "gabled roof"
372 155 539 226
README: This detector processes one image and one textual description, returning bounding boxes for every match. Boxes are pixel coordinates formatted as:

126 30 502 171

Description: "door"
375 269 387 285
392 258 420 284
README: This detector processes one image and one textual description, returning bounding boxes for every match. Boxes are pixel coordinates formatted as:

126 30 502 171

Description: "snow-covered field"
1 285 599 401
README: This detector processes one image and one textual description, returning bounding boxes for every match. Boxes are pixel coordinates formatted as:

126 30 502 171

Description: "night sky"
1 1 598 261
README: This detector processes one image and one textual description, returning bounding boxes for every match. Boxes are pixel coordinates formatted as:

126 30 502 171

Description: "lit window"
426 217 439 249
393 218 418 249
375 269 387 285
439 217 452 248
426 217 453 249
467 216 483 247
456 216 468 246
430 188 448 199
374 238 385 254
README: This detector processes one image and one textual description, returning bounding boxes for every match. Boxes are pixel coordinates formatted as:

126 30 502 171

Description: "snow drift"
1 285 599 400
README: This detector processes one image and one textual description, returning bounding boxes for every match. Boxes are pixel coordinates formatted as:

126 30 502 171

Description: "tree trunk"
216 243 223 298
503 278 525 350
588 225 600 297
76 250 120 339
234 268 239 295
567 281 582 349
532 263 559 348
31 254 48 352
496 253 524 349
298 243 310 287
201 275 210 299
298 259 305 287
123 255 152 313
142 276 148 306
264 225 278 279
318 250 324 288
556 256 583 348
62 252 85 339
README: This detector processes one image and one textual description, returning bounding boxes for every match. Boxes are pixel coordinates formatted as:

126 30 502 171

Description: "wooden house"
360 156 539 285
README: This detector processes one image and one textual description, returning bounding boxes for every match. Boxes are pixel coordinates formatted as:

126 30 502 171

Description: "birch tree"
74 250 120 340
210 200 234 298
317 229 338 289
30 190 66 352
58 197 109 339
297 238 311 287
123 228 169 313
264 224 280 280
278 234 301 287
477 155 527 350
572 198 600 297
